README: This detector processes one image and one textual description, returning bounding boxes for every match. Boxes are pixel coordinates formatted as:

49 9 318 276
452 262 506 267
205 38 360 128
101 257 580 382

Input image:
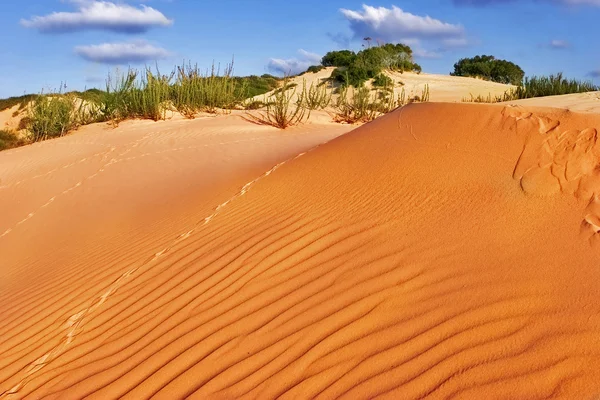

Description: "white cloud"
337 5 469 59
340 5 465 42
21 0 173 33
267 49 321 75
75 40 171 64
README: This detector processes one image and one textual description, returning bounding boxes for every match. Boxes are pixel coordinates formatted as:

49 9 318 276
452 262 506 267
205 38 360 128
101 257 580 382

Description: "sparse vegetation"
300 65 326 75
172 62 244 118
462 73 598 103
298 80 332 112
513 73 598 99
27 93 81 141
0 56 435 147
244 77 307 129
462 91 515 103
451 55 524 85
0 94 37 112
332 81 431 124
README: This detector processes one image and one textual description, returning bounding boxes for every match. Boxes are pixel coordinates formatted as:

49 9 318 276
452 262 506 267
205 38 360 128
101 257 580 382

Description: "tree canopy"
320 43 421 87
451 55 524 85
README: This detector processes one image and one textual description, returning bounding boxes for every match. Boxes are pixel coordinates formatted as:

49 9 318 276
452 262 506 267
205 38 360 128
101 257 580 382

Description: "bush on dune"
451 55 524 85
325 43 422 88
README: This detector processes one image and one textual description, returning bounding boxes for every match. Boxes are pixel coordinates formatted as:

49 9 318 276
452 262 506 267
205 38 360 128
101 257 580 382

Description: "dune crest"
1 104 600 399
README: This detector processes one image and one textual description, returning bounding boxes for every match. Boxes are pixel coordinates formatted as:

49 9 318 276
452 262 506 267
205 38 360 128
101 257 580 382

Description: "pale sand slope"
0 113 353 398
253 68 514 105
2 103 600 399
509 91 600 114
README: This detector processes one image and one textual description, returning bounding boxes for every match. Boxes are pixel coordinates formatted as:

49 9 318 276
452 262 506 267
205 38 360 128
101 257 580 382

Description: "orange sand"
1 104 600 399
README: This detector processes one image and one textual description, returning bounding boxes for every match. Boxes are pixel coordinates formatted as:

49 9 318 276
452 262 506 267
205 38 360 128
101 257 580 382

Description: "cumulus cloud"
340 5 465 42
267 49 322 75
337 5 468 59
75 40 171 64
21 0 173 33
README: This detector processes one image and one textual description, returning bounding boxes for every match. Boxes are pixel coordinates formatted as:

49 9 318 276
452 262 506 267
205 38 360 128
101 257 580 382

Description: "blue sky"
1 0 599 98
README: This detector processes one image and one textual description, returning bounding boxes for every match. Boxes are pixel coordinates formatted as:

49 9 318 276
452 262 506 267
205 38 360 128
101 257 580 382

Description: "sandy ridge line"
0 136 334 399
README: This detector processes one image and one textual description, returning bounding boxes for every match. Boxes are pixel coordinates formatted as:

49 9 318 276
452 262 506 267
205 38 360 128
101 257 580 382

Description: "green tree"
321 50 357 67
451 55 524 85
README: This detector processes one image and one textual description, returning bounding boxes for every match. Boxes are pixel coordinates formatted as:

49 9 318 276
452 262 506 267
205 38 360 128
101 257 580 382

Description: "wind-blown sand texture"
2 102 600 399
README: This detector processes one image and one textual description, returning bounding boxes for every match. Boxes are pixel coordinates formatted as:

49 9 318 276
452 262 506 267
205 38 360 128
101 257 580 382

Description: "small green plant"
298 80 332 112
333 85 378 123
245 77 307 129
420 84 430 102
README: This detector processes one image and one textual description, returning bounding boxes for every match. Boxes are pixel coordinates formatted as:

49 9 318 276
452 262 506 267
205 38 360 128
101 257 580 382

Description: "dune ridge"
1 103 600 399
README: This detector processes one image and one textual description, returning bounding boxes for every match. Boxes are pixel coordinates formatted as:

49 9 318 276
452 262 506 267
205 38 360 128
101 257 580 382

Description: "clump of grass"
26 93 81 141
513 73 598 99
333 85 379 123
245 77 307 129
462 90 516 103
172 61 244 118
99 69 138 124
126 67 173 120
298 79 332 112
0 130 28 151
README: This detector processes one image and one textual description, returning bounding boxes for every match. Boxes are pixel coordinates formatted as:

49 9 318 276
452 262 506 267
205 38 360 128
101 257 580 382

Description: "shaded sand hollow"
1 103 600 399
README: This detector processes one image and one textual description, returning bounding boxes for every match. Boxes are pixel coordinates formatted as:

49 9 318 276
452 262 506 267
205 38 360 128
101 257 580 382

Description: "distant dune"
2 100 600 399
252 68 515 105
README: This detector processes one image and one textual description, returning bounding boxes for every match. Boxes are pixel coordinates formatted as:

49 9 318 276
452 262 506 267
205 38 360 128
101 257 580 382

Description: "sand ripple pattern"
1 105 600 399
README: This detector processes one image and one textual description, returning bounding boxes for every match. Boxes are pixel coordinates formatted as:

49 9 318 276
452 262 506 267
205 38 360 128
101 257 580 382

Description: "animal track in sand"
0 133 297 241
0 140 317 398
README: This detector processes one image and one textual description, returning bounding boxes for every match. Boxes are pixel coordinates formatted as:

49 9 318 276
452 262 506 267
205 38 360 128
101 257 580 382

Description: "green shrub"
300 65 326 75
372 74 393 88
451 55 524 85
27 94 81 141
322 50 357 67
329 43 421 87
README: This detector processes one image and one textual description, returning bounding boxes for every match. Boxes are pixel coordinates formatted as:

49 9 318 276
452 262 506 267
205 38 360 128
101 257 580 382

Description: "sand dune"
253 68 514 105
509 91 600 114
2 103 600 399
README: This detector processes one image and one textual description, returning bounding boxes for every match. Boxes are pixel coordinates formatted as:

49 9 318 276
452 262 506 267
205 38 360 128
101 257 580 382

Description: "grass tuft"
244 77 307 129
